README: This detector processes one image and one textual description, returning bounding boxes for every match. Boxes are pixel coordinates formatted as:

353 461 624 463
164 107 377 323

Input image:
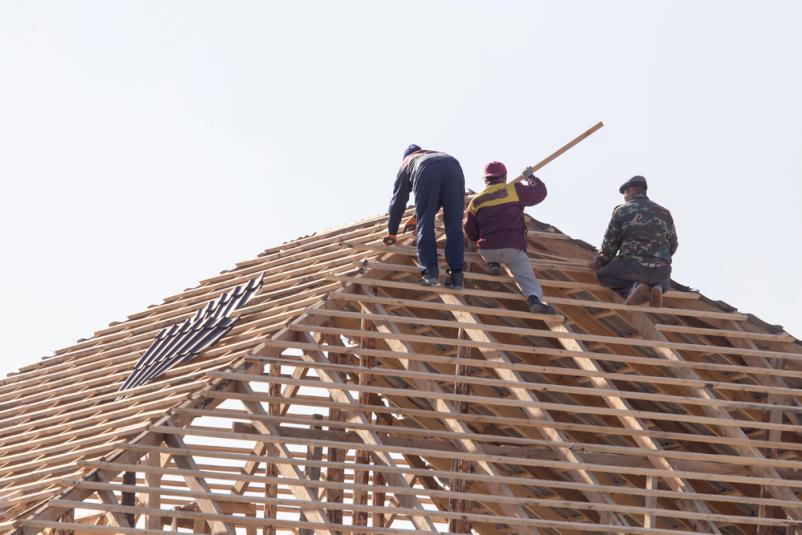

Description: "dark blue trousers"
413 159 465 277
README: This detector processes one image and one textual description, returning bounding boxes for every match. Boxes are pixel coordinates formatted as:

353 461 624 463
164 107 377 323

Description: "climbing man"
594 175 678 306
385 144 466 289
464 161 556 314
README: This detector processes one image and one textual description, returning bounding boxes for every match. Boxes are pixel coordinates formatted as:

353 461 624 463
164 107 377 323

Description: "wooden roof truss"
4 212 802 534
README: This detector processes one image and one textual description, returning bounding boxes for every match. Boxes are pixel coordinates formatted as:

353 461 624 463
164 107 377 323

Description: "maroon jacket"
464 176 547 251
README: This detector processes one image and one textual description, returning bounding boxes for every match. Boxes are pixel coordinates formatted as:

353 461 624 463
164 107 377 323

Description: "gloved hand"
402 215 417 233
521 165 535 178
383 235 397 246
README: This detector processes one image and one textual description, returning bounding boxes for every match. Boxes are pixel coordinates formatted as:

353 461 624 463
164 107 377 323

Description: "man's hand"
383 234 397 246
591 255 608 270
402 215 417 233
521 165 535 178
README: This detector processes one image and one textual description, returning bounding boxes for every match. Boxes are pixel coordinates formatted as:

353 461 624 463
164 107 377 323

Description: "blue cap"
403 144 421 158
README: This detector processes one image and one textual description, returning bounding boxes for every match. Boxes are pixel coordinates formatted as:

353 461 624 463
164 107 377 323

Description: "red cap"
483 161 507 179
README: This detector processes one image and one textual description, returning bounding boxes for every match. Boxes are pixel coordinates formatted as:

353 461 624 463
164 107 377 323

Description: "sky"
1 1 800 379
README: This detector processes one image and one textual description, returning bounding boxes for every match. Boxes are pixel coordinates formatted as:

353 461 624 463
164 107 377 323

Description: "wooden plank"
543 317 721 533
200 389 802 454
260 336 802 390
233 381 336 535
281 324 802 401
359 299 556 531
361 259 698 300
91 447 802 510
210 369 802 437
327 274 747 320
291 330 449 533
38 482 802 530
436 293 629 527
241 354 802 432
302 307 802 366
656 323 795 343
613 307 802 522
160 427 236 535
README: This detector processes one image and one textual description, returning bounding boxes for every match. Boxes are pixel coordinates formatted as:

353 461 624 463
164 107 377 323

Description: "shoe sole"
650 287 663 307
625 284 650 305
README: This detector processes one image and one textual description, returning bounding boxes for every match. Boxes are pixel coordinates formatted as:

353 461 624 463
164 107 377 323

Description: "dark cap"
403 144 422 158
618 175 648 194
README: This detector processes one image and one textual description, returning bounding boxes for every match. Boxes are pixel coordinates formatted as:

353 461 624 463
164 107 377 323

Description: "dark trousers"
596 256 671 298
414 159 465 277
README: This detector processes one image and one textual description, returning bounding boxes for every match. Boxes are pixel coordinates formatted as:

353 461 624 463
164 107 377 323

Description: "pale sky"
1 1 800 379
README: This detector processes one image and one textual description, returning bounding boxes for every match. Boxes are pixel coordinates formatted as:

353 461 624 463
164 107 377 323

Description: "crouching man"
595 175 678 306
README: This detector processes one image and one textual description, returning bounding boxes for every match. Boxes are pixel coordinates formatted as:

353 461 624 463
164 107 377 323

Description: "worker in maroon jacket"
464 161 556 314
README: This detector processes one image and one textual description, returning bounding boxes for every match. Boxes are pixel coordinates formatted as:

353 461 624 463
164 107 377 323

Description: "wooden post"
121 470 136 528
449 327 474 534
758 392 784 535
145 451 163 529
299 414 324 535
264 362 281 535
325 333 346 532
55 508 74 535
644 476 656 529
372 406 391 529
353 315 375 530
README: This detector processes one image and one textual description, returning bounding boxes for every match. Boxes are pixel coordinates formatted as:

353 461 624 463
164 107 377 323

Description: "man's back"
602 195 678 264
465 178 547 251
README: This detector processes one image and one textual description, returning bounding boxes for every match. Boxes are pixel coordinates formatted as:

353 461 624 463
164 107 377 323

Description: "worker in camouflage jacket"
595 175 678 307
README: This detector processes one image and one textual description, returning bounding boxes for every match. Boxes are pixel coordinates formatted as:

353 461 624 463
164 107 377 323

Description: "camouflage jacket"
598 194 678 265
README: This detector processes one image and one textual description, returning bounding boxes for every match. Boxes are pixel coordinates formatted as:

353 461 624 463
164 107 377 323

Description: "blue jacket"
387 150 459 234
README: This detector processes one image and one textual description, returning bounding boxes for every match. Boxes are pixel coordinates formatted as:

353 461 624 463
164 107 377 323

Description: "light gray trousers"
479 247 543 299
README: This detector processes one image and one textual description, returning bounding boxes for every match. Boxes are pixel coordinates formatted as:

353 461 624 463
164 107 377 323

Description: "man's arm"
598 208 623 264
515 175 548 207
464 207 479 243
668 217 679 256
387 167 411 235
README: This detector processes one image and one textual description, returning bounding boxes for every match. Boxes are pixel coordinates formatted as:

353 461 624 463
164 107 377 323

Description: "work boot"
419 271 439 287
444 269 464 290
527 295 557 314
624 283 650 305
487 262 501 276
649 285 663 307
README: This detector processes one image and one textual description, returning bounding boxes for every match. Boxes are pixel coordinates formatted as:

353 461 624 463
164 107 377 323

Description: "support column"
145 452 163 529
299 414 324 535
325 334 346 532
372 407 391 529
263 362 281 535
449 328 474 535
121 470 136 528
644 476 656 529
54 509 74 535
353 316 375 531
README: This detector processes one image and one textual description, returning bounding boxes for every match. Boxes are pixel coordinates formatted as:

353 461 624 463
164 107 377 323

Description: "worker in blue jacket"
384 144 465 289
